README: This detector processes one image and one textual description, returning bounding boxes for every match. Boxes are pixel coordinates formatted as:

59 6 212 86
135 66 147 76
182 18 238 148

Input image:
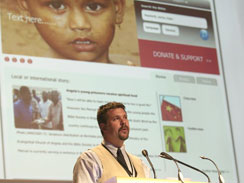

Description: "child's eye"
85 3 103 12
48 0 66 11
113 117 119 121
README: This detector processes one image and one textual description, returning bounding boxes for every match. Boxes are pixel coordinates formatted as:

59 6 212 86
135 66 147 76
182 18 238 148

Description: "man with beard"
73 102 150 183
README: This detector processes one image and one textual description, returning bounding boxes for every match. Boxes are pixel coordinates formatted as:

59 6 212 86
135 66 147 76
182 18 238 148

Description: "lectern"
105 176 206 183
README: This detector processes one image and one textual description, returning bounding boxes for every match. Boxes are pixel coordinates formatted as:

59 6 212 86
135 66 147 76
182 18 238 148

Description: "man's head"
19 86 31 105
50 90 59 105
97 102 129 147
32 89 37 96
17 0 126 63
42 91 48 102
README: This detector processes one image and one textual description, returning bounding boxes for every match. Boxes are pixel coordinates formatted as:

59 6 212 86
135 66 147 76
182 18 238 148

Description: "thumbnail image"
13 86 63 131
160 95 183 122
1 0 140 66
163 126 187 153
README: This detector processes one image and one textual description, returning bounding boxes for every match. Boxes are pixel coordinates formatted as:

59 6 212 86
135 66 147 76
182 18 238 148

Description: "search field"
142 10 208 29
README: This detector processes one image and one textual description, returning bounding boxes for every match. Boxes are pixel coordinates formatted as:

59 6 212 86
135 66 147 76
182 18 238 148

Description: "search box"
142 10 207 29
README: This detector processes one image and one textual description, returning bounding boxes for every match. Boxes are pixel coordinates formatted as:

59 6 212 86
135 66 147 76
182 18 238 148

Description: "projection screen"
0 0 239 183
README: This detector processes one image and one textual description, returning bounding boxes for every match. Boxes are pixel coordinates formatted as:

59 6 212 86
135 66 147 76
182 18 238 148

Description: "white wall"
215 0 244 182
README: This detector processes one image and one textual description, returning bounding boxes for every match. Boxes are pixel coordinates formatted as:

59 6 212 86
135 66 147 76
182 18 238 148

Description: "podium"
104 177 206 183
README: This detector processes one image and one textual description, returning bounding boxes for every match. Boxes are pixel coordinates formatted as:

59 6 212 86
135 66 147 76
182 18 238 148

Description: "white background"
215 0 244 182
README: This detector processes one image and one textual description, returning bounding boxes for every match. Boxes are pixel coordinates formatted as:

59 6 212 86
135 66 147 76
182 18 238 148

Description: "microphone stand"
159 152 184 183
142 149 157 179
160 152 211 183
200 156 225 183
172 159 185 183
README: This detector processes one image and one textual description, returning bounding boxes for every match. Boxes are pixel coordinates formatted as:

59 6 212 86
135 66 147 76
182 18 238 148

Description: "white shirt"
47 101 62 129
39 99 52 119
73 141 150 183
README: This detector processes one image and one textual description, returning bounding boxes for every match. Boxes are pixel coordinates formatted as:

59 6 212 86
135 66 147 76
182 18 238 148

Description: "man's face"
20 0 125 62
42 92 48 102
51 91 59 104
21 89 31 104
101 108 130 146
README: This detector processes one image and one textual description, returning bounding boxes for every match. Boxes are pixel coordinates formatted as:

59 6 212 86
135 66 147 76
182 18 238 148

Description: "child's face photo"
18 0 125 63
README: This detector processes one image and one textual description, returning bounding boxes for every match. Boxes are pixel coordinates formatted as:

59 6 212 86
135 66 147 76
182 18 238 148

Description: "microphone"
142 149 157 179
200 156 225 183
159 152 184 183
160 152 211 183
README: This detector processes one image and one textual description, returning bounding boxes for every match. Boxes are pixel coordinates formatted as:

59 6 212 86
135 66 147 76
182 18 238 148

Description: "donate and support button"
138 40 220 74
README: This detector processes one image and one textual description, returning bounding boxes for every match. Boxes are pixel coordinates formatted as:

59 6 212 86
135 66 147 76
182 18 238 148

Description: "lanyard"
101 144 137 177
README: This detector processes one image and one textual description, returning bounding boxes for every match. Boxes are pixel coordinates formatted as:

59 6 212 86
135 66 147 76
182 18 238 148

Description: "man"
39 91 52 119
14 86 39 128
32 89 41 103
45 90 63 130
73 102 150 183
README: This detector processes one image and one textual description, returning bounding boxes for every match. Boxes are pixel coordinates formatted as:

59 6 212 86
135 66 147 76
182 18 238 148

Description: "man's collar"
102 140 125 156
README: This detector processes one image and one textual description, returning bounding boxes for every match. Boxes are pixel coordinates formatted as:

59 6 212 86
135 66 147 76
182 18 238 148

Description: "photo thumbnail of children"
1 0 140 66
13 86 63 131
163 126 187 153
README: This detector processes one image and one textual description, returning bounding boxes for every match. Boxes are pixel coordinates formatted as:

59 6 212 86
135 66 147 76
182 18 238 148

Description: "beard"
119 133 129 140
118 126 129 140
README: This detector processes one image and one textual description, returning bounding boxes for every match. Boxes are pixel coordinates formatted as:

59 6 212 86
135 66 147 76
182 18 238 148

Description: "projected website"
0 0 238 183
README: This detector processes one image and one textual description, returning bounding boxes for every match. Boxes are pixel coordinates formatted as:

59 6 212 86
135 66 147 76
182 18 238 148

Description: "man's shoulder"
77 146 101 159
75 148 101 165
39 99 52 105
47 99 52 104
14 100 23 108
91 144 103 151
